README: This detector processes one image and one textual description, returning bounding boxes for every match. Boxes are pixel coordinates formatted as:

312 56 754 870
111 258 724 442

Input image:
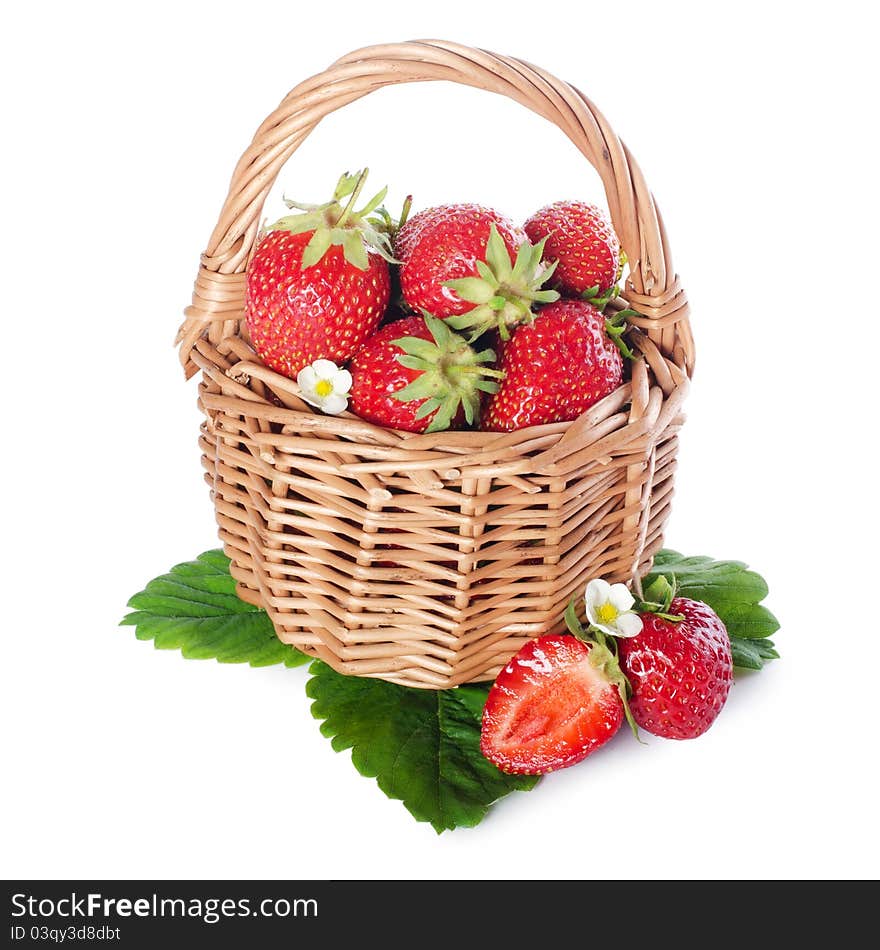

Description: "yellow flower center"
597 602 619 624
315 379 333 397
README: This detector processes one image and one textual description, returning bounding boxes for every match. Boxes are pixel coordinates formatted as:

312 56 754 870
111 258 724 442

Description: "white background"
2 0 878 881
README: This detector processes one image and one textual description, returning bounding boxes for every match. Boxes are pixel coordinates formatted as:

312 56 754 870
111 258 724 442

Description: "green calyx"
443 225 560 341
604 308 638 360
268 168 404 271
391 313 505 433
637 574 684 622
581 249 628 311
564 598 641 741
583 284 619 311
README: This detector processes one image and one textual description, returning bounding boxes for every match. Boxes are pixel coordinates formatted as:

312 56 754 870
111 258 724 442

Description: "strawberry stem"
398 195 412 231
336 168 370 228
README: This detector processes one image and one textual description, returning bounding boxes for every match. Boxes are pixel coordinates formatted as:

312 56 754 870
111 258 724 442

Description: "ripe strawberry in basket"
481 298 623 431
245 169 397 378
524 200 621 305
349 313 503 433
396 205 559 338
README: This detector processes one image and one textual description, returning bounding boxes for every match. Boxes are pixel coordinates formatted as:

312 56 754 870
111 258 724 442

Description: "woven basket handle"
178 39 693 375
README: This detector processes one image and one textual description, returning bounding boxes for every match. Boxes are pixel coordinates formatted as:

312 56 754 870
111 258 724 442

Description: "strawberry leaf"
120 550 308 667
645 550 780 668
120 546 779 829
729 636 779 671
307 660 539 832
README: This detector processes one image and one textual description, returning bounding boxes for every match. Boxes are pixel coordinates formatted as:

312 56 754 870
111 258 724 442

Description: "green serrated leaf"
307 661 538 832
713 602 780 639
729 636 779 671
753 638 779 659
120 550 308 668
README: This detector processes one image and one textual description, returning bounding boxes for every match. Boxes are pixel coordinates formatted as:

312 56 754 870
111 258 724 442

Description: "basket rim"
197 336 690 453
193 321 688 482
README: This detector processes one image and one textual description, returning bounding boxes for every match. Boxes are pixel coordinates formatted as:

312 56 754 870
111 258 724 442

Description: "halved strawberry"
480 634 625 774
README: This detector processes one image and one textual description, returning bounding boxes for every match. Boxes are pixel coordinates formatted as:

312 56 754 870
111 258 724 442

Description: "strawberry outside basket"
176 40 693 689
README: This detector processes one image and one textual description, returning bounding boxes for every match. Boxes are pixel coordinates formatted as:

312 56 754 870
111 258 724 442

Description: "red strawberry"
617 595 733 740
245 170 396 378
481 298 623 431
524 201 621 300
396 205 557 338
349 314 502 433
396 204 523 317
480 634 626 774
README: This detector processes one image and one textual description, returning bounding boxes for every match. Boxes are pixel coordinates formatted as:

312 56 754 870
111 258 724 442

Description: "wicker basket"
176 40 693 689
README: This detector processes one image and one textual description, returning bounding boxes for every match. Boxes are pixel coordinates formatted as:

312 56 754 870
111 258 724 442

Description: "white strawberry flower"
585 578 643 638
296 359 352 415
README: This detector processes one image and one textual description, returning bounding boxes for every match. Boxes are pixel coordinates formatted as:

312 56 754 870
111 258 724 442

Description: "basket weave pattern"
177 41 693 688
